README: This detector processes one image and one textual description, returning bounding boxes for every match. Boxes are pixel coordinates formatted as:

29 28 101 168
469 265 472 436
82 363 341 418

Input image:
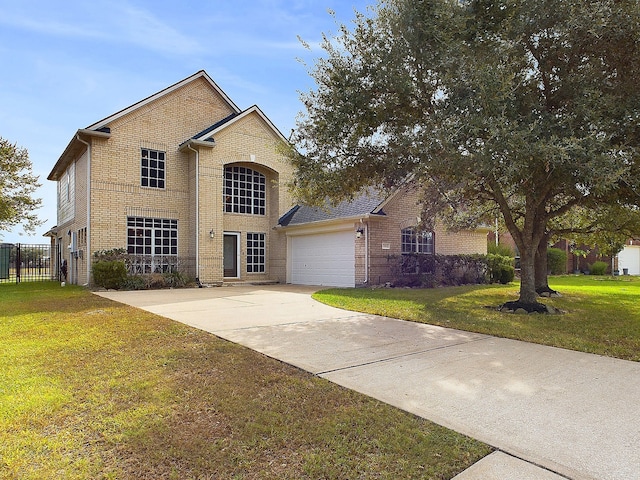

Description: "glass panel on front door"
223 234 238 277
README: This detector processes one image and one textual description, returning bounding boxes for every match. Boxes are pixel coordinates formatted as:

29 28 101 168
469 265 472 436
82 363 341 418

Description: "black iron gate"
0 243 58 283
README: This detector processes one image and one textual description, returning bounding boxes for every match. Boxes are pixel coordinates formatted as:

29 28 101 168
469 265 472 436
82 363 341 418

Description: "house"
48 70 488 288
277 184 489 287
618 239 640 275
48 70 294 285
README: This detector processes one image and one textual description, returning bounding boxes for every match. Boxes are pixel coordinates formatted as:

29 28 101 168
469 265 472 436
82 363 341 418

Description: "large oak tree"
288 0 640 308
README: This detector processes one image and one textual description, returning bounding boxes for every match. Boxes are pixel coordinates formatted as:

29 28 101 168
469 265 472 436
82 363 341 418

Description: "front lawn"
0 282 490 479
314 275 640 362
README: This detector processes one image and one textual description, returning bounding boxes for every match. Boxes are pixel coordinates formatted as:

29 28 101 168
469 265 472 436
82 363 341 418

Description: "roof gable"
48 70 243 180
87 71 240 131
193 105 288 143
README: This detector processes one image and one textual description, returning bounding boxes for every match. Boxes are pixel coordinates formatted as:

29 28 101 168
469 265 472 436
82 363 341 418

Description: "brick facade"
357 184 488 286
279 184 489 287
49 71 489 288
48 71 294 285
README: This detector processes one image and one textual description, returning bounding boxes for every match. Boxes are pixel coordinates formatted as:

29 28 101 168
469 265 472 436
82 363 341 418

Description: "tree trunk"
534 237 558 296
502 246 547 313
535 239 548 291
518 247 539 305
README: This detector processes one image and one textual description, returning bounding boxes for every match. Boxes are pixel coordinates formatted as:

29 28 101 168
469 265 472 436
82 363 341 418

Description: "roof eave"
277 212 386 231
47 129 112 181
178 139 216 152
196 105 288 143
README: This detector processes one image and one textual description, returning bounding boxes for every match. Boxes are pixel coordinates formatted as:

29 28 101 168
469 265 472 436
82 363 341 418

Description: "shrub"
143 273 166 289
390 254 489 287
164 270 189 288
498 264 515 284
121 275 146 290
589 261 608 275
92 260 128 289
486 254 515 284
547 248 568 275
487 242 515 257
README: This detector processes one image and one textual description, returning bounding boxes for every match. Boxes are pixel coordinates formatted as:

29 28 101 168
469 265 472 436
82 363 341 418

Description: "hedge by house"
390 253 513 288
92 249 192 290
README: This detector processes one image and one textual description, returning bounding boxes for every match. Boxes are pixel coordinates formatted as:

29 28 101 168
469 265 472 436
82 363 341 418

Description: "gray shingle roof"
192 112 238 139
279 189 387 226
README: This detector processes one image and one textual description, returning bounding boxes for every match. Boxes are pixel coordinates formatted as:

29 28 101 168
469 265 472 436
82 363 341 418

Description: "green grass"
1 282 490 479
314 275 640 362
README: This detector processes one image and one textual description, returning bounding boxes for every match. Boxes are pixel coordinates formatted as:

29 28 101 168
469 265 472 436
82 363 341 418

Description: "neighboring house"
47 70 488 288
47 71 294 285
618 239 640 275
277 184 490 287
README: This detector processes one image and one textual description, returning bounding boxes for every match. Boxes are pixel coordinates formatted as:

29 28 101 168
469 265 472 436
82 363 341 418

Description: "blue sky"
0 0 373 243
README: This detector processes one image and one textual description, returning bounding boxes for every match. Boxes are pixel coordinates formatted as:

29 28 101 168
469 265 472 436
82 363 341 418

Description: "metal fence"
0 243 58 284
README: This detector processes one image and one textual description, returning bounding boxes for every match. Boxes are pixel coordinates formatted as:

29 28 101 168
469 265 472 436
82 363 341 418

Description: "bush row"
92 249 193 290
390 253 514 288
92 259 192 290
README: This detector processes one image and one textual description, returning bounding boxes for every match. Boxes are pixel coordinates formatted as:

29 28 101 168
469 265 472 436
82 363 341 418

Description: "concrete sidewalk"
97 285 640 480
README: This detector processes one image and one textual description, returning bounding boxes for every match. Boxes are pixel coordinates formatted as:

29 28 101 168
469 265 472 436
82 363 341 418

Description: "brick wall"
196 113 294 284
357 184 489 286
57 75 294 285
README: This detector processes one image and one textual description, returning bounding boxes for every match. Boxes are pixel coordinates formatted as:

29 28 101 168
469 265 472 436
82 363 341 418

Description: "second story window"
141 148 165 189
224 166 266 215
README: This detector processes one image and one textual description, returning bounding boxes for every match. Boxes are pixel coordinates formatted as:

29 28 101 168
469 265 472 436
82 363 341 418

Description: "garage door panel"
290 231 355 287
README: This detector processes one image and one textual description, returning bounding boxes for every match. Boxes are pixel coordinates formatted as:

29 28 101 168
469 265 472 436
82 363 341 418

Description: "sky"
0 0 374 243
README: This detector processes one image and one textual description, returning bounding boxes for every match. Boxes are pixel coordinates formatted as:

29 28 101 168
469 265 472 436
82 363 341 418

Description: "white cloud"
0 1 203 57
111 4 204 55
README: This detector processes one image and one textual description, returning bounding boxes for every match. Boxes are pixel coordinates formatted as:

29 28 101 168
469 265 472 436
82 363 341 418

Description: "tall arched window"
224 166 266 215
401 227 434 254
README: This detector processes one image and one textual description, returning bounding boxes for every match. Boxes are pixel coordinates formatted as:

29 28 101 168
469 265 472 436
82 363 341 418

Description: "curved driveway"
96 285 640 480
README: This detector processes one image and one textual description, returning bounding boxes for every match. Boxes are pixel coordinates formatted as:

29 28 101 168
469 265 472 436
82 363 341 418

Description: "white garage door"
618 246 640 275
290 230 355 287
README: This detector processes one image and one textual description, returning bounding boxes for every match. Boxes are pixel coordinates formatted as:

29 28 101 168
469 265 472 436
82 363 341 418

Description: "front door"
223 233 240 278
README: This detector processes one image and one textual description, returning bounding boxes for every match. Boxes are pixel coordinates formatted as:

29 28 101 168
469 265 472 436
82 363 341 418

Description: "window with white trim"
224 166 266 215
141 148 166 189
246 232 266 273
127 217 177 272
401 227 434 254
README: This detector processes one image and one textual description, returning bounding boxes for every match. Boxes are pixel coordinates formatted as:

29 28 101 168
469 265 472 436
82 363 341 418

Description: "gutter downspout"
186 143 200 283
364 221 369 284
76 133 91 285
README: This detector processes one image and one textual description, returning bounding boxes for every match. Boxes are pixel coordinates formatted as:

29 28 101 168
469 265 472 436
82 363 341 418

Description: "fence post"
16 243 21 283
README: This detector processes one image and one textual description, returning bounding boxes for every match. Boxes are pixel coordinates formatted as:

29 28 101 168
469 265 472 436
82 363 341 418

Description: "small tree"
0 137 42 237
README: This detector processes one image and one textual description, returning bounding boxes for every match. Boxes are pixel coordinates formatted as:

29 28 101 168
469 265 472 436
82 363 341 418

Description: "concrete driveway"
96 285 640 480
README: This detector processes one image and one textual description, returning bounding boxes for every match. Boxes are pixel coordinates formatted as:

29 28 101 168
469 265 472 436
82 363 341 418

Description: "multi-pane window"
224 166 266 215
127 217 177 272
401 227 434 254
141 148 166 189
77 227 87 246
246 232 266 273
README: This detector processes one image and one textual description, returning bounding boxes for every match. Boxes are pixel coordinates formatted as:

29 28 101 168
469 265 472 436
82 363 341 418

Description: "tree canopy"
288 0 640 307
0 137 42 238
